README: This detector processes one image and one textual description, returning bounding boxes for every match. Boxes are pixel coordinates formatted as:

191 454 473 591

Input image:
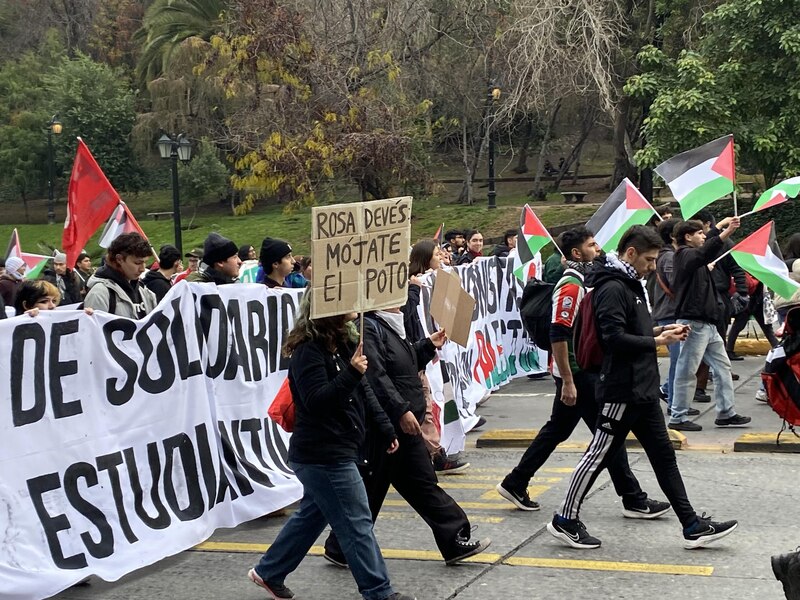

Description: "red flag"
62 138 122 267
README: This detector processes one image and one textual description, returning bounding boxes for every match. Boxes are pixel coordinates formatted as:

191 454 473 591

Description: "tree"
178 138 229 204
629 0 800 188
44 54 141 191
0 36 65 220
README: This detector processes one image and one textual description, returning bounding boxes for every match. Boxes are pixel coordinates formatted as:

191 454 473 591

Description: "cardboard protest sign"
311 196 412 318
429 267 476 347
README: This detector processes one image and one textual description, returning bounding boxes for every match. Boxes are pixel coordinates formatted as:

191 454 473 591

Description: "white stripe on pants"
558 402 627 520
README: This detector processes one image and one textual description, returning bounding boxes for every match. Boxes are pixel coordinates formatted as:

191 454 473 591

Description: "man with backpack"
498 227 669 519
548 226 739 550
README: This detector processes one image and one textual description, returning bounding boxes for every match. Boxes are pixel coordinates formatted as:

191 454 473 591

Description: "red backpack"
762 306 800 431
573 289 603 372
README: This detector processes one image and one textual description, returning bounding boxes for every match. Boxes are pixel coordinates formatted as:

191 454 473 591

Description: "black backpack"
520 269 582 352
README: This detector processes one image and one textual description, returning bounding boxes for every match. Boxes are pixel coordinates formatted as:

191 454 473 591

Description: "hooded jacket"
142 269 172 302
41 267 82 306
363 313 437 425
84 265 157 318
585 262 659 404
673 233 725 323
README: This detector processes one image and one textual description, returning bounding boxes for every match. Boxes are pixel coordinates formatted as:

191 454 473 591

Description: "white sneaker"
755 389 768 403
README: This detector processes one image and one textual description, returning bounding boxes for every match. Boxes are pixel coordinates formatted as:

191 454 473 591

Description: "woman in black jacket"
248 295 414 600
323 308 491 567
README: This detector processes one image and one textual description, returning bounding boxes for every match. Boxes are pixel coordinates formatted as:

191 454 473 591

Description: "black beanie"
203 232 238 265
260 237 293 268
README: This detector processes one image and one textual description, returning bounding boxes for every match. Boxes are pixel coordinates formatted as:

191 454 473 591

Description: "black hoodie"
585 263 659 404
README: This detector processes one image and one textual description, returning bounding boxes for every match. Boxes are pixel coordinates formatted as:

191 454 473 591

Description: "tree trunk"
513 115 533 174
459 96 491 205
554 104 596 189
612 96 636 189
531 98 561 199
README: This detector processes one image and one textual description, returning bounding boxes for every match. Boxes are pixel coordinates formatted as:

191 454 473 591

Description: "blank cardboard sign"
429 268 475 347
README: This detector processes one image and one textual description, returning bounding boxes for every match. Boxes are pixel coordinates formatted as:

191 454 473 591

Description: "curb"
476 429 685 450
733 432 800 453
657 338 770 357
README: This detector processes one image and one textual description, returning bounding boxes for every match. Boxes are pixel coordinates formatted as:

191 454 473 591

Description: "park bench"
653 186 664 198
147 211 174 221
560 191 588 204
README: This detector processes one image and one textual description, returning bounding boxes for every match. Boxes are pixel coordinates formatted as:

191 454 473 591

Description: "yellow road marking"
481 485 549 501
467 467 574 474
428 476 563 484
504 556 713 576
194 543 712 576
383 499 517 510
377 513 505 524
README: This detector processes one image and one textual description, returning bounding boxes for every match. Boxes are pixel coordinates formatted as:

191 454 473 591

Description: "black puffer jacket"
586 264 659 404
288 339 395 466
363 313 437 424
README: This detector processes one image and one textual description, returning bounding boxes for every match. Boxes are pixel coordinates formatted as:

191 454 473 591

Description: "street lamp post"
46 115 63 224
157 133 193 254
487 85 501 209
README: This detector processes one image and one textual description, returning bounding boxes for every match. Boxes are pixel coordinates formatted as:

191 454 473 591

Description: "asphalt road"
55 356 795 600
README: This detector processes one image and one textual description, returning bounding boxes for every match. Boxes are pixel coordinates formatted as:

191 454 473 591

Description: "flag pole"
710 247 734 267
733 189 739 217
738 209 755 219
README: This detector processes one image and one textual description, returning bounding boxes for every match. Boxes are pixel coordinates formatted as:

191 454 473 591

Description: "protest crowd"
3 135 800 600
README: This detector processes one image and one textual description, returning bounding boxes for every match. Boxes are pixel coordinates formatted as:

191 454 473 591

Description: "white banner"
418 257 547 454
0 283 303 600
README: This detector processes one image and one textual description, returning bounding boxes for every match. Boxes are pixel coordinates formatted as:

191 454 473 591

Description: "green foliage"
0 35 65 204
178 138 229 202
43 54 141 192
632 0 800 186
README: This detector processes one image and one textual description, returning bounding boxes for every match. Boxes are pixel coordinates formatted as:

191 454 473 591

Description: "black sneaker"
683 514 738 549
693 389 712 403
547 515 601 549
444 529 492 565
385 593 417 600
248 569 295 599
496 481 541 511
659 386 668 402
323 549 348 569
433 450 470 475
714 414 752 427
473 416 487 430
667 407 700 416
622 498 672 520
727 351 744 361
771 549 800 598
669 420 702 432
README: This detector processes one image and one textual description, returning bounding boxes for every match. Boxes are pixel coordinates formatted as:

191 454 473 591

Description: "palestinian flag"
730 221 800 300
751 176 800 214
585 178 657 252
433 223 445 246
514 204 553 282
98 202 148 248
5 228 52 271
654 135 735 219
24 258 49 280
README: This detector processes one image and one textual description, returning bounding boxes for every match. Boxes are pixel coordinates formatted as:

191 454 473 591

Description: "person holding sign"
248 295 414 600
323 307 491 567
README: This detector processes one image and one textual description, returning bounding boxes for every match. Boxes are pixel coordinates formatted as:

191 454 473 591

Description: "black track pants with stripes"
557 400 697 528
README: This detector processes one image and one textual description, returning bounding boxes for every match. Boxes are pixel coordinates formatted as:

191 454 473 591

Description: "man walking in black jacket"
548 226 739 550
669 217 751 432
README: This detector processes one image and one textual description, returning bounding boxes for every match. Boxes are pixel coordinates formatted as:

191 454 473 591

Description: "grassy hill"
0 180 607 261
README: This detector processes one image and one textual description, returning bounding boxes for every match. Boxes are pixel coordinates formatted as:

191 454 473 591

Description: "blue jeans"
670 320 737 424
255 461 394 600
657 318 679 409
